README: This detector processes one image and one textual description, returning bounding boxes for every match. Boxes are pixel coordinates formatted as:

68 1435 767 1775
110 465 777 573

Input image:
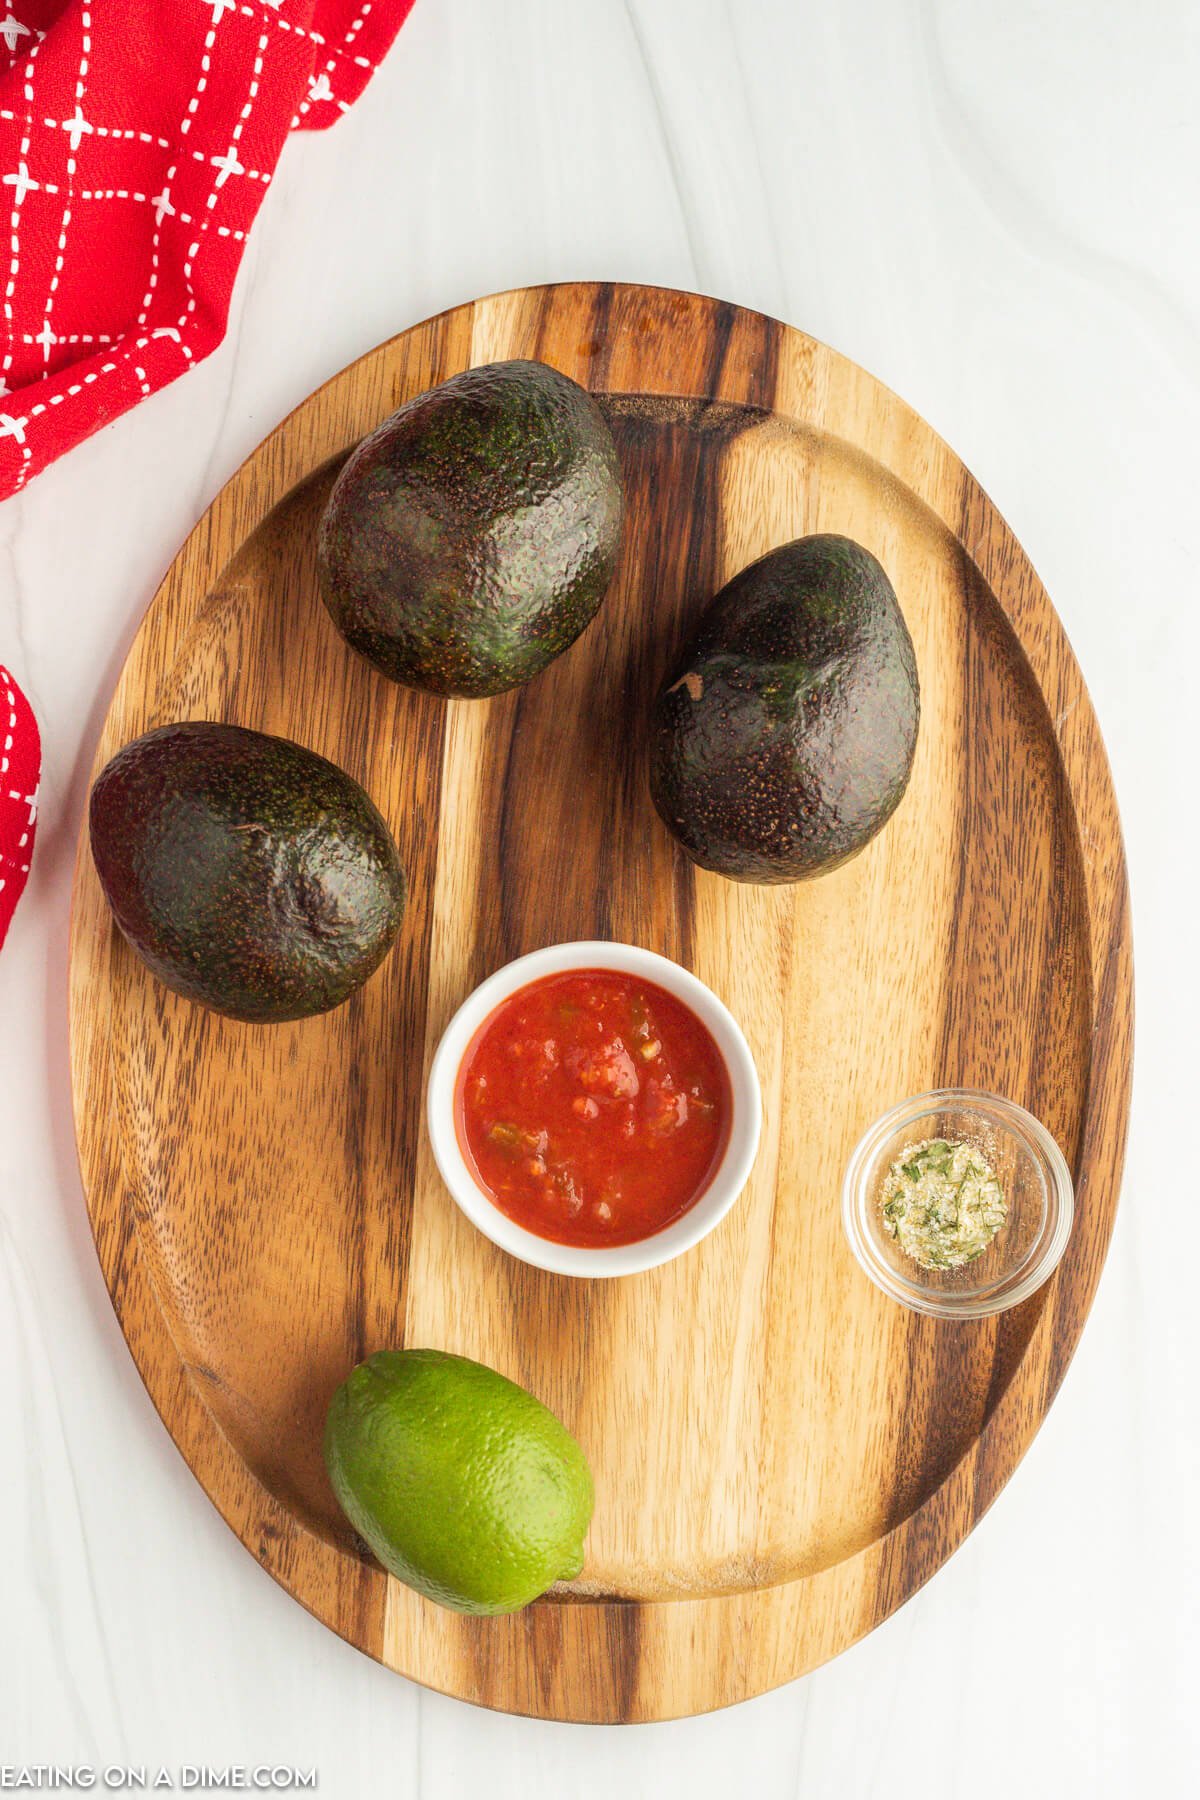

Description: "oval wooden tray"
69 283 1132 1722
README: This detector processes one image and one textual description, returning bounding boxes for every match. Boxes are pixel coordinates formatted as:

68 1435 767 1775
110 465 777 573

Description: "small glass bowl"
842 1088 1074 1319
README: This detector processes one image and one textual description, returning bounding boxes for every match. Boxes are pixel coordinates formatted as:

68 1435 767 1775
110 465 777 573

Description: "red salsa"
455 968 732 1248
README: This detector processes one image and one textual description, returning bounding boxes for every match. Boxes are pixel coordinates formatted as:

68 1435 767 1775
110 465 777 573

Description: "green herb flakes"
879 1137 1008 1271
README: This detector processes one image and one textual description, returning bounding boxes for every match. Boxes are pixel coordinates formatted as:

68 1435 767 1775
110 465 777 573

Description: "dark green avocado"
89 722 406 1022
649 535 920 883
316 359 624 698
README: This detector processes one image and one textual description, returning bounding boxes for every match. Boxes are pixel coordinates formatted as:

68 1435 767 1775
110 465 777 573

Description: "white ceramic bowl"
426 941 762 1278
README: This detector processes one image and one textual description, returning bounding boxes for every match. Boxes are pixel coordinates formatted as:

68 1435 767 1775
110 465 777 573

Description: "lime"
324 1349 594 1616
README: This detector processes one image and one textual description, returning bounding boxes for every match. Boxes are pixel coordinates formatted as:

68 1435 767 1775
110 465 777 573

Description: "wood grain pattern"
68 284 1132 1720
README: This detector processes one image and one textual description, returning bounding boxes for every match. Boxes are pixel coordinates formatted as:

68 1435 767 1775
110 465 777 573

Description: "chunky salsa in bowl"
457 969 732 1248
427 944 762 1277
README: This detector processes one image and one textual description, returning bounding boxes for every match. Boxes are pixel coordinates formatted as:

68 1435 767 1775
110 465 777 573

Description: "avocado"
649 535 919 882
89 722 405 1022
316 359 623 698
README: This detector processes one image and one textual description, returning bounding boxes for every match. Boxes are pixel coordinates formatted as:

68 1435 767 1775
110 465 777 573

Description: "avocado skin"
316 359 624 698
89 722 406 1022
649 535 920 883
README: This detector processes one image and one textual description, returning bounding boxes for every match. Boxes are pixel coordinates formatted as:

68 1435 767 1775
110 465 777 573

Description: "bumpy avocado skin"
89 722 406 1022
316 359 624 698
649 535 920 883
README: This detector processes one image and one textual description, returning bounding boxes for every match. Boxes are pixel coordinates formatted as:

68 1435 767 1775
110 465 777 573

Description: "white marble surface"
2 0 1196 1790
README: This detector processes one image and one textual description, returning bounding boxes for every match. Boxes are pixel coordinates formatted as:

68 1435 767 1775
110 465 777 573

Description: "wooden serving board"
69 284 1132 1721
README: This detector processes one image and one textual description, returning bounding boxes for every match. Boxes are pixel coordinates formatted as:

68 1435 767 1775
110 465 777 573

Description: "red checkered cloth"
0 664 38 946
0 2 413 945
0 0 415 499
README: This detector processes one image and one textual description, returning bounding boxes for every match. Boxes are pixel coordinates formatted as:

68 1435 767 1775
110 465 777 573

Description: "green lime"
324 1349 594 1616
